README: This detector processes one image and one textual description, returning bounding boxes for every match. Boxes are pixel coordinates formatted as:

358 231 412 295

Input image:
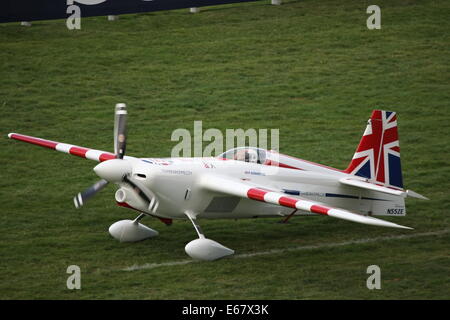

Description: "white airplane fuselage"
8 107 423 260
118 155 405 220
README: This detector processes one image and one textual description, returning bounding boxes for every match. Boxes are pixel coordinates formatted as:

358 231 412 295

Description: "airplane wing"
339 177 429 200
8 133 116 162
199 175 412 229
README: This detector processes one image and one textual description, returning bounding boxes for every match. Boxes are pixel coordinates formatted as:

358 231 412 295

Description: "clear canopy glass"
218 147 267 164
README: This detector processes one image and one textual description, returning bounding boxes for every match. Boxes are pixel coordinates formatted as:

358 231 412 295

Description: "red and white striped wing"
8 133 116 162
200 175 412 229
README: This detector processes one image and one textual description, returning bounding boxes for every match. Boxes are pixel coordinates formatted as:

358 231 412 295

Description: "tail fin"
344 110 403 189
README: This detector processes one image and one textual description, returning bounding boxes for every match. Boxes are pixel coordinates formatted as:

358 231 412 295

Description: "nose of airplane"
94 159 132 182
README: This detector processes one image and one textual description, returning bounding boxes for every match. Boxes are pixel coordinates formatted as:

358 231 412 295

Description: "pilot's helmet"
245 149 258 163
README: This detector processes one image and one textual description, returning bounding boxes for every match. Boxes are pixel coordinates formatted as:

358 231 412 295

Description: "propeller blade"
114 103 127 159
73 179 109 209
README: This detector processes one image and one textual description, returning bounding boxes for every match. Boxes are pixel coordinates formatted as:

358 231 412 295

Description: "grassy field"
0 0 449 299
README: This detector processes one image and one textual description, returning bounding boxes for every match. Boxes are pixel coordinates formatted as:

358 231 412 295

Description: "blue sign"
0 0 260 23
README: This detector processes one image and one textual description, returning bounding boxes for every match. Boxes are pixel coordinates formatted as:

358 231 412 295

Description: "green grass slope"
0 0 449 299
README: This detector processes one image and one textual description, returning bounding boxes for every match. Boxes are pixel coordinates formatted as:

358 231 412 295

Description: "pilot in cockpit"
234 148 258 163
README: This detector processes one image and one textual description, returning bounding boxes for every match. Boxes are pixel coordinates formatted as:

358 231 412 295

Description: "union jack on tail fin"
344 110 403 189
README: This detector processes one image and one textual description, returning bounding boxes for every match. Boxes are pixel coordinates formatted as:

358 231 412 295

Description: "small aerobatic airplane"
8 104 428 260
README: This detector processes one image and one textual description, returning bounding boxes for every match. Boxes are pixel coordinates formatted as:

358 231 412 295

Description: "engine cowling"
115 187 147 211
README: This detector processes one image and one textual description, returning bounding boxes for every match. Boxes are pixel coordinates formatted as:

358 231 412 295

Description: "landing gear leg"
134 213 146 223
184 211 234 261
185 212 205 239
279 209 297 224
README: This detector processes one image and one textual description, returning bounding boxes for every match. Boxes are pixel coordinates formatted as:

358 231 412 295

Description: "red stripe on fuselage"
265 160 303 170
272 151 344 173
279 162 303 170
116 202 173 226
117 201 137 210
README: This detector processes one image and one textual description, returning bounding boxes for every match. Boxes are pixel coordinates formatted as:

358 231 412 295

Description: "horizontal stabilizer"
340 177 406 197
406 189 429 200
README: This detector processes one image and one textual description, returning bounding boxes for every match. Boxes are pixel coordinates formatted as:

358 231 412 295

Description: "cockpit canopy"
218 147 267 164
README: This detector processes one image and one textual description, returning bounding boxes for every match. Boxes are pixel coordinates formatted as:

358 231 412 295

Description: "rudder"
344 110 403 189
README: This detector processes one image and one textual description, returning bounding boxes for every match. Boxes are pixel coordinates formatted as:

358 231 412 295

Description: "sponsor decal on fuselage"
245 170 266 176
142 159 173 166
161 169 192 176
